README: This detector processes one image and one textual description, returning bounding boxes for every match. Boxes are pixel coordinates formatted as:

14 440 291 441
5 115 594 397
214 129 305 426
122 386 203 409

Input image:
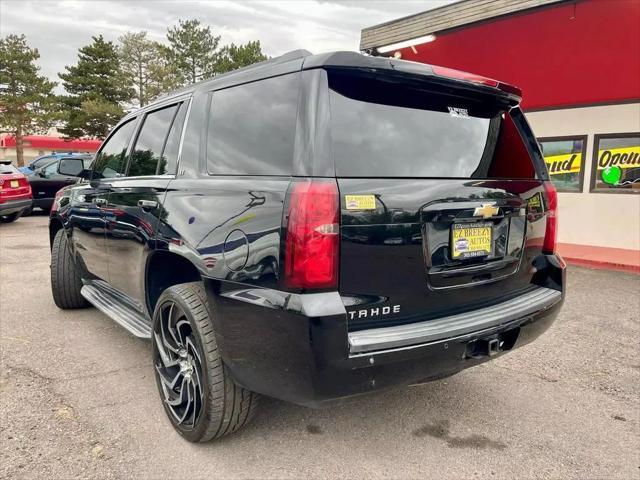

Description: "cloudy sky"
1 0 456 89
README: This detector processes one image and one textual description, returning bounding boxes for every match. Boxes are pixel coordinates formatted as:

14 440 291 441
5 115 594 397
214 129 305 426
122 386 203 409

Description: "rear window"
206 73 300 176
328 73 535 179
0 163 19 174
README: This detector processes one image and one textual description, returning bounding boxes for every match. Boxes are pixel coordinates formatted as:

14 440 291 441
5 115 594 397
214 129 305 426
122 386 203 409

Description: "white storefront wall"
526 103 640 250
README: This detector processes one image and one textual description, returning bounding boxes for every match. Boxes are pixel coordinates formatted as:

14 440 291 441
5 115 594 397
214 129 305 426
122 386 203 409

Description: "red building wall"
0 135 101 151
398 0 640 110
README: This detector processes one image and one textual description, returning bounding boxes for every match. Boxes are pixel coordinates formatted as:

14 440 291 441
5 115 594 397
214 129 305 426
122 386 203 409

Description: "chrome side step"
81 282 152 338
348 287 562 355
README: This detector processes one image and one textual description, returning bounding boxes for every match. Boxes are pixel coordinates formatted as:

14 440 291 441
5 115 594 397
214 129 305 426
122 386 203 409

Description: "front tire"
152 282 259 442
50 229 89 309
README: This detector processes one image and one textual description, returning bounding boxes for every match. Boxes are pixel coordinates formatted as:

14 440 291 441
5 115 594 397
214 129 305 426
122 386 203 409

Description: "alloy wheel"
153 301 204 430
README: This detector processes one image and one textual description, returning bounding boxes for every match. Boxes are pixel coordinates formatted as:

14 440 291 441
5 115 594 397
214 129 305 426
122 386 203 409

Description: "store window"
591 133 640 193
538 136 587 192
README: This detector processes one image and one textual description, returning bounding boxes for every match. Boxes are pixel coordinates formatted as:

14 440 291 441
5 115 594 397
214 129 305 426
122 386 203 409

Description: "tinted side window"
42 161 59 176
32 156 55 169
93 120 137 179
206 73 300 175
128 104 179 177
160 103 187 175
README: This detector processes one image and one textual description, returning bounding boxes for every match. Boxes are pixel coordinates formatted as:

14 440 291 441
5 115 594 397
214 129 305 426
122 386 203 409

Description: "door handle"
138 199 158 210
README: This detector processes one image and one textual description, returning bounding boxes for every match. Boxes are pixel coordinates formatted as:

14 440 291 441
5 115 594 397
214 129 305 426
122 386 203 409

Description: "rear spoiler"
303 51 522 105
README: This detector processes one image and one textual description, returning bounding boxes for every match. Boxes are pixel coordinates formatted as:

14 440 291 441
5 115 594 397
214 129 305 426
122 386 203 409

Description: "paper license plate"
10 180 19 188
451 222 492 259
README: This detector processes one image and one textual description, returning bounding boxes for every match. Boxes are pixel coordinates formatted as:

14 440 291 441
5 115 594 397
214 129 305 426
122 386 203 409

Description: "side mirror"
77 169 92 180
58 158 85 177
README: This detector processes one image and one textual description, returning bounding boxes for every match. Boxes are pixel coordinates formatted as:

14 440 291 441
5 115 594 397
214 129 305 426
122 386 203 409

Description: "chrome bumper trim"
348 287 561 354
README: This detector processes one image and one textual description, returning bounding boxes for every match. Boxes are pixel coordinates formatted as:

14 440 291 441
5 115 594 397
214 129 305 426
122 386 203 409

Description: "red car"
0 161 33 223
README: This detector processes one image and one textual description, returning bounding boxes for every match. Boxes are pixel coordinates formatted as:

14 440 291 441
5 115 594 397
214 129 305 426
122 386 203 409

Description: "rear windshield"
328 72 535 179
0 163 19 174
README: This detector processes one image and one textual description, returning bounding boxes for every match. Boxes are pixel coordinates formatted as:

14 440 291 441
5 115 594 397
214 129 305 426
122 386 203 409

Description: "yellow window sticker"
345 195 376 210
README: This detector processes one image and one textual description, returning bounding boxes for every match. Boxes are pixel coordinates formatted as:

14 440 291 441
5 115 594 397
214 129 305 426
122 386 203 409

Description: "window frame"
125 101 183 178
205 73 302 177
537 134 588 193
589 132 640 194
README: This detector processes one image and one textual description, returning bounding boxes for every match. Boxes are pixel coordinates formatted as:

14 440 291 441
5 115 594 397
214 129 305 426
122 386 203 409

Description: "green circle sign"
601 165 622 185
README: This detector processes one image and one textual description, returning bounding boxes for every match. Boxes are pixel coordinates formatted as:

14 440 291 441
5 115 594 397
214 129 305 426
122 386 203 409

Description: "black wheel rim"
153 301 204 430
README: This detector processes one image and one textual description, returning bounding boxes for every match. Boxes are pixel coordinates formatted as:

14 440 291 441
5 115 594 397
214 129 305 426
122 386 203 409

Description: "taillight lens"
542 181 558 254
51 188 65 214
284 179 339 290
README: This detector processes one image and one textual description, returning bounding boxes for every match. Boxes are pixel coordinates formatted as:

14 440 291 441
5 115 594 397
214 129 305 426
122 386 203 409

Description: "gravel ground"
1 214 639 479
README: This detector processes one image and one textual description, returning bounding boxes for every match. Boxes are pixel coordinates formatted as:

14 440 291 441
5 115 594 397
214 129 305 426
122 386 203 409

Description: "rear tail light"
284 179 339 290
542 181 558 254
51 188 65 214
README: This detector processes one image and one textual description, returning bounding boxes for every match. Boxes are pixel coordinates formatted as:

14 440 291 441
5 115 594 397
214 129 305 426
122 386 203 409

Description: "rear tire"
50 229 89 309
0 213 20 223
152 282 259 442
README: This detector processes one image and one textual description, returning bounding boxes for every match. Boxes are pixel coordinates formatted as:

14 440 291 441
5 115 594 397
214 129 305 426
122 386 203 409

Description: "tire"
0 213 20 223
152 282 259 442
50 229 89 309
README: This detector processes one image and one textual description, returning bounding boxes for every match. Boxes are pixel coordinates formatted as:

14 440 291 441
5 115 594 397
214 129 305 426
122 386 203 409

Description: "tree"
164 19 220 83
118 31 156 107
217 41 268 74
59 35 133 138
118 31 182 106
0 34 57 166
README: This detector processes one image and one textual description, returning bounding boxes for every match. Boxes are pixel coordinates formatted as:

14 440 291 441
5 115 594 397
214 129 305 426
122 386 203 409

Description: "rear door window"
159 103 187 175
206 73 300 175
328 72 534 179
93 119 137 179
128 104 180 177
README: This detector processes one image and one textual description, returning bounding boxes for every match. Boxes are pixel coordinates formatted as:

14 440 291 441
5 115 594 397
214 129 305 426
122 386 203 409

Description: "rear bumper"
0 198 32 216
206 255 565 407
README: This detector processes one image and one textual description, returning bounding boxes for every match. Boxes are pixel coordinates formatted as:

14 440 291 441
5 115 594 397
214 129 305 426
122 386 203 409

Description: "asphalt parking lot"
1 214 638 479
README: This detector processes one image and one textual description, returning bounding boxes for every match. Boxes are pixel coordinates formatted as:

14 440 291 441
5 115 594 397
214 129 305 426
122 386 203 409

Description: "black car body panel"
50 50 565 406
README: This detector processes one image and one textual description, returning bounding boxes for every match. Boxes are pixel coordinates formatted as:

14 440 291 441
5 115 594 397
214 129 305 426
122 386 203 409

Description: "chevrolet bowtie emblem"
473 203 499 219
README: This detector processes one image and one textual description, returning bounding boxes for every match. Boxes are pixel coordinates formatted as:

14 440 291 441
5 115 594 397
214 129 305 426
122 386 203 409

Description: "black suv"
49 50 565 442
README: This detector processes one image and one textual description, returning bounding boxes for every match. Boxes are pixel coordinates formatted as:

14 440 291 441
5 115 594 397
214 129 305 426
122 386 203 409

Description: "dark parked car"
48 50 565 443
0 161 32 223
29 155 92 212
26 152 91 173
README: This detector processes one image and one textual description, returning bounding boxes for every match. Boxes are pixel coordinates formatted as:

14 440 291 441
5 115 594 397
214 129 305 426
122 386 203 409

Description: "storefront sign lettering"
597 146 640 170
544 153 581 175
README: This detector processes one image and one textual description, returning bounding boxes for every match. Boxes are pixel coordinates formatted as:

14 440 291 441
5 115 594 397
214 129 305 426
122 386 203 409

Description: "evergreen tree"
119 31 182 106
164 19 220 83
217 40 268 74
0 34 57 166
59 35 133 138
